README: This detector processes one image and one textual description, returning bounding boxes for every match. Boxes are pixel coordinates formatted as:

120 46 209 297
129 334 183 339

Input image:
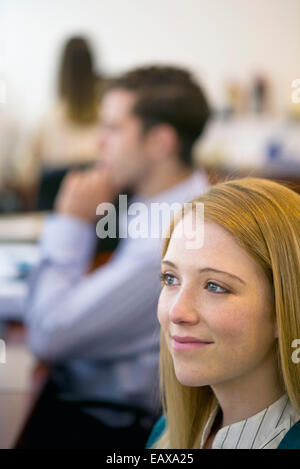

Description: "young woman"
147 177 300 449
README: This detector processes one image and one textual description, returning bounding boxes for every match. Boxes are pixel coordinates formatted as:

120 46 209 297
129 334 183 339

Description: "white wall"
1 0 300 128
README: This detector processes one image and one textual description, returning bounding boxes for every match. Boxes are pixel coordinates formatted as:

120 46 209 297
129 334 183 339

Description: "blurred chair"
14 375 161 448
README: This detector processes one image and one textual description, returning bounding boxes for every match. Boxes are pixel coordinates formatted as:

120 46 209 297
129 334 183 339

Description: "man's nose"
169 288 199 325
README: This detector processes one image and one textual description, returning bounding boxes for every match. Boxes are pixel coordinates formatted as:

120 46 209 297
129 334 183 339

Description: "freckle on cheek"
215 315 245 340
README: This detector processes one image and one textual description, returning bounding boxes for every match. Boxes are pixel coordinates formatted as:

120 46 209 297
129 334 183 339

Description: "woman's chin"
174 368 212 387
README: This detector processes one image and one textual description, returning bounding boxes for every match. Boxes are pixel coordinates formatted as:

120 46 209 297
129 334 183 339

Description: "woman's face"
157 214 277 387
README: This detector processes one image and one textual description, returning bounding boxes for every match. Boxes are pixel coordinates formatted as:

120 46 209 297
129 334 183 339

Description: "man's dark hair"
106 66 211 167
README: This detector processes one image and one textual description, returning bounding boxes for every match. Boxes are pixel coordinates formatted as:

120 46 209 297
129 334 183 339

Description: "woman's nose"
169 288 199 325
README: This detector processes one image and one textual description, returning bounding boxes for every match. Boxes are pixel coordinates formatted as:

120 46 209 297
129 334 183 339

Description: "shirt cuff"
40 214 97 265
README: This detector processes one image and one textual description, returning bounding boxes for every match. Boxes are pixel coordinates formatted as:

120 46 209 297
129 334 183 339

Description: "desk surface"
0 243 40 321
0 212 46 243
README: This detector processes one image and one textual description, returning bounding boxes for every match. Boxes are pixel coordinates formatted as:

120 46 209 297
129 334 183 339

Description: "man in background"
21 66 211 448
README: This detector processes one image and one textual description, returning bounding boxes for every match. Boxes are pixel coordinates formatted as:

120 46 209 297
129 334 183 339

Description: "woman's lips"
171 335 214 351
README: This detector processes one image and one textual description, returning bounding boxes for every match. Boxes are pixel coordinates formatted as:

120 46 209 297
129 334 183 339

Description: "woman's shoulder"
145 414 167 449
277 419 300 449
145 414 300 449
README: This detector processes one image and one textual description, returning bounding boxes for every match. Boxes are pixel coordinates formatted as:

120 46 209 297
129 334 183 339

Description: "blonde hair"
155 177 300 449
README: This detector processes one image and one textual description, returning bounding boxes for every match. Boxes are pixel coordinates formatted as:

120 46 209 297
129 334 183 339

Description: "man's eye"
205 281 229 294
160 273 179 286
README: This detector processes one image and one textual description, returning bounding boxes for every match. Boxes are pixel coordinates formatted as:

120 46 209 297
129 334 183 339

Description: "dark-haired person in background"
21 66 211 448
13 36 103 191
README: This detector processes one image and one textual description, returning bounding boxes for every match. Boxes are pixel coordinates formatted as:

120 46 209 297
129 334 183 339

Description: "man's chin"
111 181 135 201
111 175 135 193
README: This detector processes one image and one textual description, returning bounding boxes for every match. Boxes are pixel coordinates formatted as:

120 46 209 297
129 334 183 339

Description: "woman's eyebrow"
161 260 246 285
161 260 177 268
198 268 246 285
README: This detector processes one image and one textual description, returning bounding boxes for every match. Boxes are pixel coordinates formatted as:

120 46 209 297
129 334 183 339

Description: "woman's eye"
206 281 229 294
160 273 179 286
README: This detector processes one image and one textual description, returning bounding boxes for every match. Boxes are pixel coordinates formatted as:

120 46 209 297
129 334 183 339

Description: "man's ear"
145 124 179 161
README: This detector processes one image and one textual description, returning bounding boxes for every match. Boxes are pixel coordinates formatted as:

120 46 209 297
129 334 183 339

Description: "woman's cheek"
157 293 168 329
157 308 165 328
209 306 249 343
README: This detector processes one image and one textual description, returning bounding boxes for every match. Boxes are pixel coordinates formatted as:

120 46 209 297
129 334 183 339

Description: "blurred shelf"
203 161 300 193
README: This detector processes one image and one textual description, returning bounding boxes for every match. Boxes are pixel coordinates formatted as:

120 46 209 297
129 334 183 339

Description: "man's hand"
55 166 118 222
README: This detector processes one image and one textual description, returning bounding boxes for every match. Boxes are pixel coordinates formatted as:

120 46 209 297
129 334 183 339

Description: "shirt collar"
131 169 209 206
201 393 300 449
118 170 209 239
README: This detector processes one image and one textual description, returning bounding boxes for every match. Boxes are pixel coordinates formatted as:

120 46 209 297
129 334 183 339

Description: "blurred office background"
0 0 300 201
0 0 300 448
1 0 300 123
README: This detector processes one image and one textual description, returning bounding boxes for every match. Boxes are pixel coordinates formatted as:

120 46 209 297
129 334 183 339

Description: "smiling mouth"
171 336 214 351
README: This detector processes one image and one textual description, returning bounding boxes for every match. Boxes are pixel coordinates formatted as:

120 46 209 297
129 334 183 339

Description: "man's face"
98 89 150 191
